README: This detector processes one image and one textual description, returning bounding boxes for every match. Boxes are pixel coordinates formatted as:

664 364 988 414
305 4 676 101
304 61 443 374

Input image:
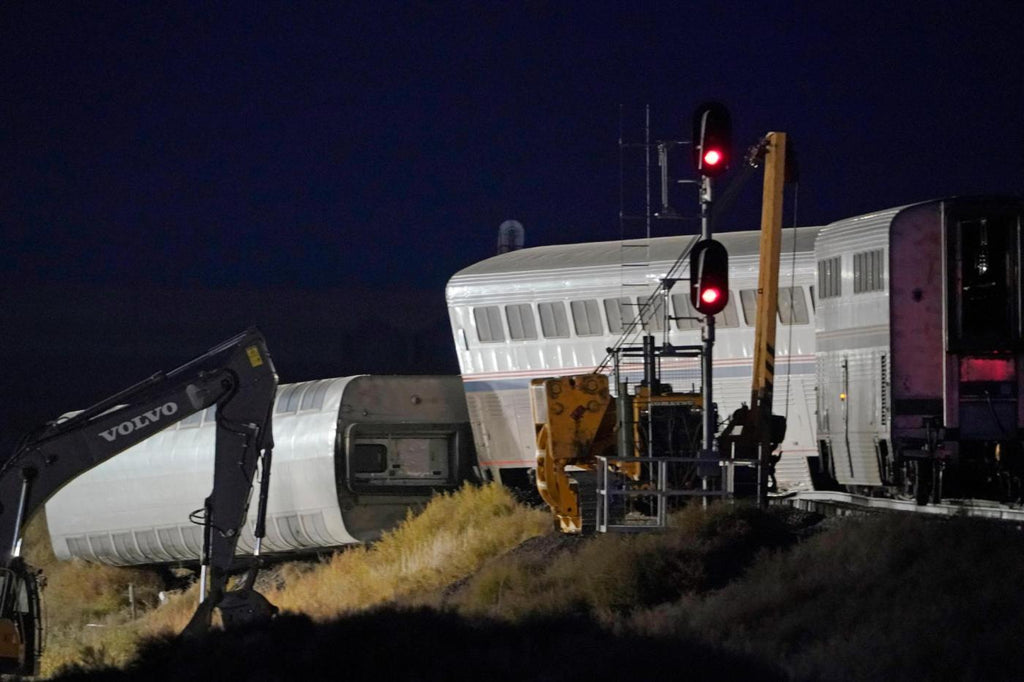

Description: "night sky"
2 2 1023 450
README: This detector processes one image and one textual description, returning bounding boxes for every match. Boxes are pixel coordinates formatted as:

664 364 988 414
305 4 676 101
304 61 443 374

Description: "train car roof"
450 225 821 280
818 196 1024 238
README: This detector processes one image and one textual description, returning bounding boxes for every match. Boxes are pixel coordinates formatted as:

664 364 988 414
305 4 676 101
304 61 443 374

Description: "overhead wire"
783 181 800 424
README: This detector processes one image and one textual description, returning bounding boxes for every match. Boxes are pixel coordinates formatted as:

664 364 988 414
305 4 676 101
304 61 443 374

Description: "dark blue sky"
1 2 1023 441
5 2 1022 291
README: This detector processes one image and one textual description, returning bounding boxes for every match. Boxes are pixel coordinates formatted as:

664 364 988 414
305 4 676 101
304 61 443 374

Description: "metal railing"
595 455 760 532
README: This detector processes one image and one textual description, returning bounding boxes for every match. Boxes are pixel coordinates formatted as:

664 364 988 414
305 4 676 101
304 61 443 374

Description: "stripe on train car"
460 360 816 389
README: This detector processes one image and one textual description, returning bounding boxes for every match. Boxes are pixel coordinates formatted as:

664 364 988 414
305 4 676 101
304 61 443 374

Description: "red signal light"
692 102 732 178
690 239 729 315
700 287 721 305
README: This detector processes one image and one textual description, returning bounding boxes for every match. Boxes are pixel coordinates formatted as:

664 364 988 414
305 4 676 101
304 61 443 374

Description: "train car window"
113 532 145 563
739 289 758 325
818 256 842 298
473 306 505 343
300 380 330 411
714 298 740 328
90 533 116 557
285 385 305 412
538 302 569 338
853 249 885 293
181 527 203 556
134 530 161 560
275 385 299 414
603 297 632 333
739 287 809 326
505 304 538 340
949 214 1020 350
670 293 700 330
156 528 181 557
352 444 389 474
637 295 666 331
571 299 604 336
66 536 89 559
779 286 810 324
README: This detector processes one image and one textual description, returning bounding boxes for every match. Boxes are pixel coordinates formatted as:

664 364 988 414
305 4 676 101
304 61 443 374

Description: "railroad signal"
690 238 729 315
692 102 732 177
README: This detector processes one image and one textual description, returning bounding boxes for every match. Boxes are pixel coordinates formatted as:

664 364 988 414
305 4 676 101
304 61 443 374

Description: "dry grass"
34 482 549 677
626 513 1024 681
262 482 551 619
21 512 165 677
36 483 1024 681
445 501 806 621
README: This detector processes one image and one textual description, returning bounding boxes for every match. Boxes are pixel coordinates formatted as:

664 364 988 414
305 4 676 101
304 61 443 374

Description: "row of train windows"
274 380 331 415
473 286 811 344
173 380 332 428
818 249 885 299
68 511 336 561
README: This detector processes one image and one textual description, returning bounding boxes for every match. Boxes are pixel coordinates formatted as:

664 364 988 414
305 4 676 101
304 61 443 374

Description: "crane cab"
0 564 41 676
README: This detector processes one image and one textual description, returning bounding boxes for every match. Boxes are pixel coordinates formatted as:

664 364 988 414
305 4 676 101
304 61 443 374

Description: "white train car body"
45 375 473 566
816 197 1024 500
446 227 821 492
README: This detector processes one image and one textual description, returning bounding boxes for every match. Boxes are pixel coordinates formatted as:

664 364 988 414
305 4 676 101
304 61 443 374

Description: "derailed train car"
448 196 1024 505
446 226 821 492
45 375 474 565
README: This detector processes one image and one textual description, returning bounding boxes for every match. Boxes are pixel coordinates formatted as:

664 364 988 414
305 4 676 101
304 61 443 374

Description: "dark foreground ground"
49 607 786 682
46 506 1024 682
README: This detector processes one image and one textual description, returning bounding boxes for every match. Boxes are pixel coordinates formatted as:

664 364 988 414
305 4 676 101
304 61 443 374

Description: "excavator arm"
718 132 790 499
0 328 278 675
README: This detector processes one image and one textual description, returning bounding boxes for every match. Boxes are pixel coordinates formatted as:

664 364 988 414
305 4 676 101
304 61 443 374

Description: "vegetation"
30 484 1024 681
631 513 1024 681
436 502 812 620
35 482 550 678
22 512 165 676
260 481 551 620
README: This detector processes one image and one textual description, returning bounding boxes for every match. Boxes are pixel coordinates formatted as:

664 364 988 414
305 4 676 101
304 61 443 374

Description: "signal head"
692 102 732 178
690 238 730 316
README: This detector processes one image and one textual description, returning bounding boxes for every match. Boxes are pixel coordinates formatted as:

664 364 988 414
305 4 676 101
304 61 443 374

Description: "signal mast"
691 102 732 460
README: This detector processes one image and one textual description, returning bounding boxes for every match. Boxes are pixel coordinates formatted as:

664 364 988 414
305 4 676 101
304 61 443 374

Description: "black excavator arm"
0 328 278 675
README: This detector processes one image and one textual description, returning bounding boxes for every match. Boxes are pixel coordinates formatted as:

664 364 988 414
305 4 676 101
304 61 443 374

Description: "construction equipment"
532 131 792 531
717 131 790 503
531 367 706 533
0 329 278 675
532 374 625 533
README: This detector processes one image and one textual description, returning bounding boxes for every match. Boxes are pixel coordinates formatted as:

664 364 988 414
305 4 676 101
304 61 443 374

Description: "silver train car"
446 226 822 492
447 196 1024 504
816 196 1024 502
45 375 474 566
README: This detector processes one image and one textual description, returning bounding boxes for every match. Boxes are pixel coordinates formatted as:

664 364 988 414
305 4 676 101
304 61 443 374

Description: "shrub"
262 482 551 620
631 513 1024 681
448 502 806 621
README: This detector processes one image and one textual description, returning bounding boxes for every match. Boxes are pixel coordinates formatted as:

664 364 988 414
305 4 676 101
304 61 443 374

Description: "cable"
783 181 800 423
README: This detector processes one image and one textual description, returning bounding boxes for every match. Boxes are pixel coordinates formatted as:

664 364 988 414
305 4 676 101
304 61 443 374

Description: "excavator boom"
0 328 278 675
719 132 790 500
